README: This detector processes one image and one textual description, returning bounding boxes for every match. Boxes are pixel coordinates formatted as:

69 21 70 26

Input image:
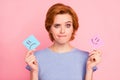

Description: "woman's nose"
60 27 65 34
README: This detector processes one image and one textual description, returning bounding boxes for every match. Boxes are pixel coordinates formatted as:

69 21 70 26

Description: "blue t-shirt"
26 48 97 80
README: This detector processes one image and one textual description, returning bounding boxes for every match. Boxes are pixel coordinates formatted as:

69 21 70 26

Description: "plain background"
0 0 120 80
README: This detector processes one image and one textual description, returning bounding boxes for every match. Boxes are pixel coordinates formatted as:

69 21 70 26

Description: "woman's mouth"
57 35 67 37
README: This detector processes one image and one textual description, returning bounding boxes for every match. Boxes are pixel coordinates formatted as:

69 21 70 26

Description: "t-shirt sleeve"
92 66 97 72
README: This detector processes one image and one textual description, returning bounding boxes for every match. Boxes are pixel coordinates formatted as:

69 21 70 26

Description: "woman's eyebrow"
65 21 72 23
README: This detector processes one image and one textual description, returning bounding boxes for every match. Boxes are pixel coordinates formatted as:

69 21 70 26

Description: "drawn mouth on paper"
29 43 36 49
26 40 36 50
91 37 100 45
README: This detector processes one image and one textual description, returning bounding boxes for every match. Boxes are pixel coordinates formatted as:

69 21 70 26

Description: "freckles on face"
50 14 74 43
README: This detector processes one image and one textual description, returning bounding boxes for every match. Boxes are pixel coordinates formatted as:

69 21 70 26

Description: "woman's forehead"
53 14 72 23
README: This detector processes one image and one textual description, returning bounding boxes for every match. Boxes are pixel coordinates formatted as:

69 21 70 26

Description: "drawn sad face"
90 35 103 49
23 35 40 50
26 40 36 50
91 37 100 45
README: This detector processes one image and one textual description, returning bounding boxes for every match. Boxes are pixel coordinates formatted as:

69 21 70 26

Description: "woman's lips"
57 35 66 37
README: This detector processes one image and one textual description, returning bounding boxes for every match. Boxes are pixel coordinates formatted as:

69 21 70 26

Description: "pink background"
1 0 120 80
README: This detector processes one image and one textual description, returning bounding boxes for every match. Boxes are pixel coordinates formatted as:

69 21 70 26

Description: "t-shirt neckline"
46 47 77 55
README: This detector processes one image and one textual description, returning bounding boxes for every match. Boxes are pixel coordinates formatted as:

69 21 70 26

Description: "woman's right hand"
25 50 38 72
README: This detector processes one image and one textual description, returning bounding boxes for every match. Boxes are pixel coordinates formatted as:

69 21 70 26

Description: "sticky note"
23 35 40 50
90 34 103 49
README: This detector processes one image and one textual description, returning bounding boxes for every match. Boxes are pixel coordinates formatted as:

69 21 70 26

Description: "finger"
95 55 101 63
89 50 96 56
25 55 36 63
94 50 102 57
27 58 36 65
92 55 101 63
25 50 33 58
25 49 35 58
88 50 101 62
90 50 101 56
89 54 96 62
91 57 96 62
33 60 38 65
28 57 38 65
26 55 36 62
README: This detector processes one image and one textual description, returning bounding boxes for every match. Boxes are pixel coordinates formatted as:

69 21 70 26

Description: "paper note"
23 35 40 50
90 34 103 49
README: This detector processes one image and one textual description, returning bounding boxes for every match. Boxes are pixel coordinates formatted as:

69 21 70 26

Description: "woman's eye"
66 24 71 28
54 24 60 28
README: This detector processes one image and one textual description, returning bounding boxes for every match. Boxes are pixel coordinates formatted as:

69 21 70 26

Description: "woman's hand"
25 50 38 72
87 50 102 71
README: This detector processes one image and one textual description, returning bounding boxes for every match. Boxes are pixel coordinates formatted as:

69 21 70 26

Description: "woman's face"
50 13 73 44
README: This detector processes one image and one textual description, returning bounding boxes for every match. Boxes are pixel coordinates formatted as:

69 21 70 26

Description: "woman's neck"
49 42 74 53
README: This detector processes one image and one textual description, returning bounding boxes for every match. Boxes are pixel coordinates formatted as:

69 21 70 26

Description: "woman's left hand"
86 50 102 71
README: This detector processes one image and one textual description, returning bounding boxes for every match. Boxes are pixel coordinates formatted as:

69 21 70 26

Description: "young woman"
25 3 101 80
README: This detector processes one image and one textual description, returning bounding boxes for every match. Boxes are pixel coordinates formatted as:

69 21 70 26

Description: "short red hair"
45 3 79 41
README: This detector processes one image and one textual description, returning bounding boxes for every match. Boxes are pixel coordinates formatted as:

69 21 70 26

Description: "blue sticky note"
23 35 40 50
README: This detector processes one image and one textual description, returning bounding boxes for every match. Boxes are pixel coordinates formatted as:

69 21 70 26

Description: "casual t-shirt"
26 48 97 80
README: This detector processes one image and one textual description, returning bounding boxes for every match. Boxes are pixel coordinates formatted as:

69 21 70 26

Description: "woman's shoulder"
34 48 49 56
74 48 89 56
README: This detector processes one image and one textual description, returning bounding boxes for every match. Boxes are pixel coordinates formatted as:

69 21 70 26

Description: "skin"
49 14 74 53
25 14 101 80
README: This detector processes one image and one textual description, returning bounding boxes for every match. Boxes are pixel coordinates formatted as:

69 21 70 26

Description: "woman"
25 3 101 80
